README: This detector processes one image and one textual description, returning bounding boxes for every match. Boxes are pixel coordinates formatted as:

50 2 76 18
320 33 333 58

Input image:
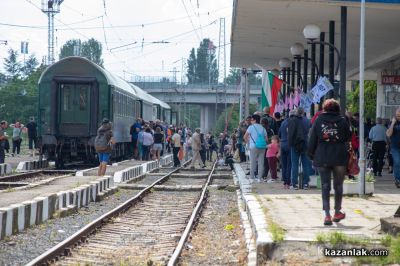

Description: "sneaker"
333 211 346 222
246 172 250 175
395 180 400 188
324 216 333 226
303 184 309 190
290 185 298 190
267 179 275 183
256 178 261 183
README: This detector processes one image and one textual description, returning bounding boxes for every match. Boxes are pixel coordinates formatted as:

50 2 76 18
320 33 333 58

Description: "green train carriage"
38 56 171 167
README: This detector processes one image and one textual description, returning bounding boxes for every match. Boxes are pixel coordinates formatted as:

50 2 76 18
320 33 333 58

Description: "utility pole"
41 0 63 65
217 17 227 130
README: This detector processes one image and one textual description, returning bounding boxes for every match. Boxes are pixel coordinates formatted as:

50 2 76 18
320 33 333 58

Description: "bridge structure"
133 81 262 132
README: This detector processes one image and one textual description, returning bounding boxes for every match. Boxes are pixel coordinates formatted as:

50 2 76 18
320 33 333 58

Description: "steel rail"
167 160 217 265
0 170 76 183
26 161 190 266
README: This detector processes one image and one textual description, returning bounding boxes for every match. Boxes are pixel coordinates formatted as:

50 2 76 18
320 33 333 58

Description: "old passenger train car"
38 56 170 167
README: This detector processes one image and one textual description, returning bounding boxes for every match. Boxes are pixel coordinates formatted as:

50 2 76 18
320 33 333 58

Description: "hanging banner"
300 92 314 113
310 77 334 103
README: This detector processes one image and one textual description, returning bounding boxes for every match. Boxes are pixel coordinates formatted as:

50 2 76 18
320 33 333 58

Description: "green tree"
213 104 257 135
0 64 45 123
59 38 104 67
3 49 22 80
347 80 377 120
225 68 262 85
22 55 39 77
81 38 104 67
186 38 218 84
59 39 82 59
187 48 196 84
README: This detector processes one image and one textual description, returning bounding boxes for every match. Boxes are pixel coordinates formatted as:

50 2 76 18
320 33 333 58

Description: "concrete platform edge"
234 163 274 265
0 175 114 240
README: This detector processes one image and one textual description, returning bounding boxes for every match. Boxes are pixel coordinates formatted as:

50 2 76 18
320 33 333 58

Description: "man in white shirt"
190 128 205 169
171 128 181 167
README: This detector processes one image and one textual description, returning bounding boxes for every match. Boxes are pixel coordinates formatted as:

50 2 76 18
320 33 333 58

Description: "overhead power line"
182 0 201 42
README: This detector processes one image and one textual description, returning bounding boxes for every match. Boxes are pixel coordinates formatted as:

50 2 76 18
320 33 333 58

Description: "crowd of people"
231 100 400 226
94 118 234 175
0 118 38 163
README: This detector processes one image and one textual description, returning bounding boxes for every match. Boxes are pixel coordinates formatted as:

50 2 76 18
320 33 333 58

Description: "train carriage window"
79 85 88 110
61 84 72 111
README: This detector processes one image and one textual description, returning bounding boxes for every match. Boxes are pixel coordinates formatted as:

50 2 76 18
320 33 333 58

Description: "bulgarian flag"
261 70 284 115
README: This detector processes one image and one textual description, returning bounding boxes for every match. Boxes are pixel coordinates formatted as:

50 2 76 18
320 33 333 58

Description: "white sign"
310 77 334 103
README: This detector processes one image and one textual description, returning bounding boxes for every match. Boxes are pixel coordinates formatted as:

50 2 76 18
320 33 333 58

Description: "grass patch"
356 235 400 265
5 186 16 193
269 221 285 243
255 195 286 243
315 231 373 247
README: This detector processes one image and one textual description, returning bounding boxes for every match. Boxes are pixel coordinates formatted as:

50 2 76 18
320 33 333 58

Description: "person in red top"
311 110 323 125
266 135 280 183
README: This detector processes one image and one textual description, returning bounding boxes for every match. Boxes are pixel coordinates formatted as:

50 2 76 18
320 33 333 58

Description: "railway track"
27 162 218 266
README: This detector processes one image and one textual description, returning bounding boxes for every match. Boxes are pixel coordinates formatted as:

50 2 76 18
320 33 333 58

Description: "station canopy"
230 0 400 79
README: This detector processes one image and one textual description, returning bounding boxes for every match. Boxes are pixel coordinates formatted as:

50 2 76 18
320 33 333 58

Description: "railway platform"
234 162 400 264
0 155 173 240
3 155 42 169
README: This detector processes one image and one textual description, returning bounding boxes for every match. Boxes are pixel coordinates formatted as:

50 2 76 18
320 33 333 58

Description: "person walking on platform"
171 128 181 167
94 119 114 176
288 107 312 189
0 121 9 163
200 133 207 166
279 111 293 189
244 114 268 183
130 119 142 159
190 128 205 169
369 117 387 176
10 121 24 157
386 108 400 188
185 132 193 161
307 99 351 225
153 127 164 161
26 117 37 157
142 127 154 161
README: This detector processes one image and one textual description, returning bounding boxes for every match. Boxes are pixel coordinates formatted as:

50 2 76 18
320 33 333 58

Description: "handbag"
347 146 360 176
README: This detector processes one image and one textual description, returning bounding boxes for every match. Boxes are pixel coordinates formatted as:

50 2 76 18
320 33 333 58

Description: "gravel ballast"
179 187 247 265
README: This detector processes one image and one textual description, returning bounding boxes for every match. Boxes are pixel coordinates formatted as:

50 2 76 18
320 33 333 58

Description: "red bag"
347 147 360 176
351 132 359 150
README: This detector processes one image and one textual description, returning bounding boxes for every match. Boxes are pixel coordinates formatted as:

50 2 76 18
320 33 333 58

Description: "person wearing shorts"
95 119 113 176
153 127 164 160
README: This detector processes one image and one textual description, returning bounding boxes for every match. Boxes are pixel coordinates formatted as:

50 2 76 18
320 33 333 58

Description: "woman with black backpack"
307 99 352 226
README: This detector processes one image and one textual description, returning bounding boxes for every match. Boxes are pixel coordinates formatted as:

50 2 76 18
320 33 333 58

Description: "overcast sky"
0 0 232 81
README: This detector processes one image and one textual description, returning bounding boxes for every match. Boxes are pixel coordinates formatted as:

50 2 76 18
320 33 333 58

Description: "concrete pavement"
235 162 400 263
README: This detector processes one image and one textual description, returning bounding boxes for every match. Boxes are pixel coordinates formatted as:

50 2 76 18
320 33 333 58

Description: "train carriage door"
59 82 91 135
